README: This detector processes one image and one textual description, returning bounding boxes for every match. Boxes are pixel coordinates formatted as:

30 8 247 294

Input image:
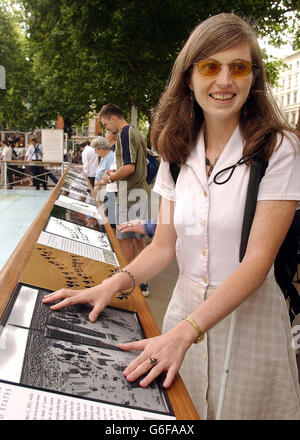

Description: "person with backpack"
9 140 22 185
25 136 49 190
43 14 300 419
98 103 151 296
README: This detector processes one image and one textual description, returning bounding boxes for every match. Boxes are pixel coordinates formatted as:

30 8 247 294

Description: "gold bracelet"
184 316 204 343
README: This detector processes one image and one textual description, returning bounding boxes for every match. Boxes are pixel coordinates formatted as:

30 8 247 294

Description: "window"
287 92 291 105
294 91 298 104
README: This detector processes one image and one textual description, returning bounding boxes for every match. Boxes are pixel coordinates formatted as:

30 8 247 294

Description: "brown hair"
99 103 124 119
150 13 298 165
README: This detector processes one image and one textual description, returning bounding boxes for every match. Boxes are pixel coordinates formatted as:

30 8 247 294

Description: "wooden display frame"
0 165 199 420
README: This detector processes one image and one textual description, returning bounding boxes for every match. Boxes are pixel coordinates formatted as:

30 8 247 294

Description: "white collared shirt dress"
153 125 300 420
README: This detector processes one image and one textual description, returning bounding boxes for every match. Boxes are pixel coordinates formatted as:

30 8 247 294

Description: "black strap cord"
213 149 264 185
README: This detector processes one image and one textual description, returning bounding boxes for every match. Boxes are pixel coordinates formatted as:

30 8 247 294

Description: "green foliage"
0 2 34 130
264 59 288 87
293 26 300 51
1 0 299 130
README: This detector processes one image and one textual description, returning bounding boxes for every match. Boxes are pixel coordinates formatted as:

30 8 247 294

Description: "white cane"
216 309 237 419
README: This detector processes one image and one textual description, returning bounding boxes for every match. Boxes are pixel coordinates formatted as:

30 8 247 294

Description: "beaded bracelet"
116 269 136 299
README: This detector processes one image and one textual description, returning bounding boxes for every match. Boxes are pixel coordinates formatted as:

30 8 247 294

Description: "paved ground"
0 187 53 270
146 256 178 331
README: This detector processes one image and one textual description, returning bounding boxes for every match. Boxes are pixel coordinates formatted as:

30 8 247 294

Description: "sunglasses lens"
196 59 253 77
197 60 220 76
230 61 252 76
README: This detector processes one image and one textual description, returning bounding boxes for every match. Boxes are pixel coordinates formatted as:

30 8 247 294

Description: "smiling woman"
150 13 283 167
188 43 254 141
42 13 300 420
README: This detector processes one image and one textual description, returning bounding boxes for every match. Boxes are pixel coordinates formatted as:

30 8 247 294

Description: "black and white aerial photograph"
50 204 106 233
62 180 90 196
44 216 112 251
66 170 89 188
55 194 102 219
60 187 97 206
67 169 88 182
0 284 172 415
64 176 90 191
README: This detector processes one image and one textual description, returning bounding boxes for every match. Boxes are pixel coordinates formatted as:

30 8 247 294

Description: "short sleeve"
153 157 176 201
257 133 300 206
119 126 137 165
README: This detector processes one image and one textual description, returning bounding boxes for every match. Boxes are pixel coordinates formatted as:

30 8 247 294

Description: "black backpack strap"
239 161 268 262
170 162 180 184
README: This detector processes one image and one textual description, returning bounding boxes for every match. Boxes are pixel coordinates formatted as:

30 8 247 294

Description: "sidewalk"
146 257 178 330
0 187 53 270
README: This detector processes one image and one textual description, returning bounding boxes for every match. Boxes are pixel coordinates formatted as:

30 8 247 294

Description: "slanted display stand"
0 165 198 421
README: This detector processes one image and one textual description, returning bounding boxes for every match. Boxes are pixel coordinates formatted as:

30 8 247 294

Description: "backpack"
240 160 300 323
33 144 42 160
146 149 160 184
11 147 18 160
170 161 300 323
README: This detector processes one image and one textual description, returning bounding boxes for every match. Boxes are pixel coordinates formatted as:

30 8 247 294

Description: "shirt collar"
185 124 244 186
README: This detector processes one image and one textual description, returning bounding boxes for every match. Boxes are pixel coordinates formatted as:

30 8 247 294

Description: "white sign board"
41 129 64 162
0 66 5 89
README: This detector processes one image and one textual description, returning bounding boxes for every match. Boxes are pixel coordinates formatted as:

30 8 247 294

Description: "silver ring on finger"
149 356 158 366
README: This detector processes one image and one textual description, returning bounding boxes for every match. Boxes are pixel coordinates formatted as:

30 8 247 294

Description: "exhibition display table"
0 165 199 420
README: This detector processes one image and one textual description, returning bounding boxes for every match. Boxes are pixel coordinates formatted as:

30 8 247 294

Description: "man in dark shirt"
99 104 150 296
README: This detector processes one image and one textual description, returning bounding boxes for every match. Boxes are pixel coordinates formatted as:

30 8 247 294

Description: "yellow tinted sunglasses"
195 59 253 78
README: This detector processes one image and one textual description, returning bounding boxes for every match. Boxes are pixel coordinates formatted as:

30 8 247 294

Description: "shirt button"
202 249 207 256
203 276 208 284
203 190 208 197
202 353 208 360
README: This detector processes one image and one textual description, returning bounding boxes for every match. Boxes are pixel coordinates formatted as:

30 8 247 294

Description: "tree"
13 0 300 128
0 2 35 130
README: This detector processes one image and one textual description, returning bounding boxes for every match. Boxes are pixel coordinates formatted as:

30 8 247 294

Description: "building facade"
272 49 300 128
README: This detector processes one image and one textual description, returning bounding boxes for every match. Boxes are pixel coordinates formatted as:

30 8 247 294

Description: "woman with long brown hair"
43 13 300 419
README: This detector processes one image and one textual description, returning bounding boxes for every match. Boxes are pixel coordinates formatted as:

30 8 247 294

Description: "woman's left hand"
118 322 196 389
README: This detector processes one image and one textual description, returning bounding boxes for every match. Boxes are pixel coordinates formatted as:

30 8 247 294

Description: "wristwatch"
107 175 112 184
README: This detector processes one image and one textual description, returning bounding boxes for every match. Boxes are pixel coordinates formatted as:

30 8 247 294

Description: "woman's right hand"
42 282 116 322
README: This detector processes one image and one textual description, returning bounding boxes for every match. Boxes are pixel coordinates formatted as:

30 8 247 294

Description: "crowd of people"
0 136 25 188
0 135 51 190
